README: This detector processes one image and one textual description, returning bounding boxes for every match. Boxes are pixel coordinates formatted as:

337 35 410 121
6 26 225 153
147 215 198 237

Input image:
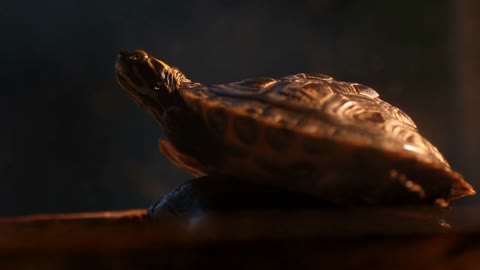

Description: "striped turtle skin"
115 49 475 207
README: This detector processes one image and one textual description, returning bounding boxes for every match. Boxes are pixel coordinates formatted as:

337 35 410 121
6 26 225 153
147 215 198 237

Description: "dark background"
1 0 478 216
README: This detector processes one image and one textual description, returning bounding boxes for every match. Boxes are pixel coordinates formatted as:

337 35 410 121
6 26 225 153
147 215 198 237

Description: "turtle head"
115 49 189 122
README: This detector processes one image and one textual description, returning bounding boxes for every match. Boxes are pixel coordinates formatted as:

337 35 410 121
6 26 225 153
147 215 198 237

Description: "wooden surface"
1 207 480 269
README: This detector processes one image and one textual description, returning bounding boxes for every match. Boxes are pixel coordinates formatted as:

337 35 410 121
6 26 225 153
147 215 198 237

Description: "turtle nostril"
118 49 148 62
130 50 148 62
130 53 144 61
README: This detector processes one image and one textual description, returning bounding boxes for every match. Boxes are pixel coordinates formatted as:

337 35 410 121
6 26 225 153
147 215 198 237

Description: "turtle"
115 49 475 207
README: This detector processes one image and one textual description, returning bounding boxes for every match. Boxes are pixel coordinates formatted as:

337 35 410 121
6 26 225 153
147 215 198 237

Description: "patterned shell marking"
179 73 448 169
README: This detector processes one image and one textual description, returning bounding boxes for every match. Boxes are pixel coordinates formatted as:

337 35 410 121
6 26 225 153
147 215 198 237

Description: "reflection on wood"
0 209 147 223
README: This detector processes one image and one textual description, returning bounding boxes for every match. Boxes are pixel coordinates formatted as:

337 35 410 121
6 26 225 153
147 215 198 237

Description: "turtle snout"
116 49 150 77
118 49 149 63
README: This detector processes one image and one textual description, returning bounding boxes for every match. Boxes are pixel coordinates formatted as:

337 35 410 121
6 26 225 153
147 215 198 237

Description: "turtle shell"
178 73 475 206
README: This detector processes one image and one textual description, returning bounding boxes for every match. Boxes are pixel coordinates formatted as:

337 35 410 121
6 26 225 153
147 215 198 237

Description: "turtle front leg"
159 106 215 177
158 138 207 177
